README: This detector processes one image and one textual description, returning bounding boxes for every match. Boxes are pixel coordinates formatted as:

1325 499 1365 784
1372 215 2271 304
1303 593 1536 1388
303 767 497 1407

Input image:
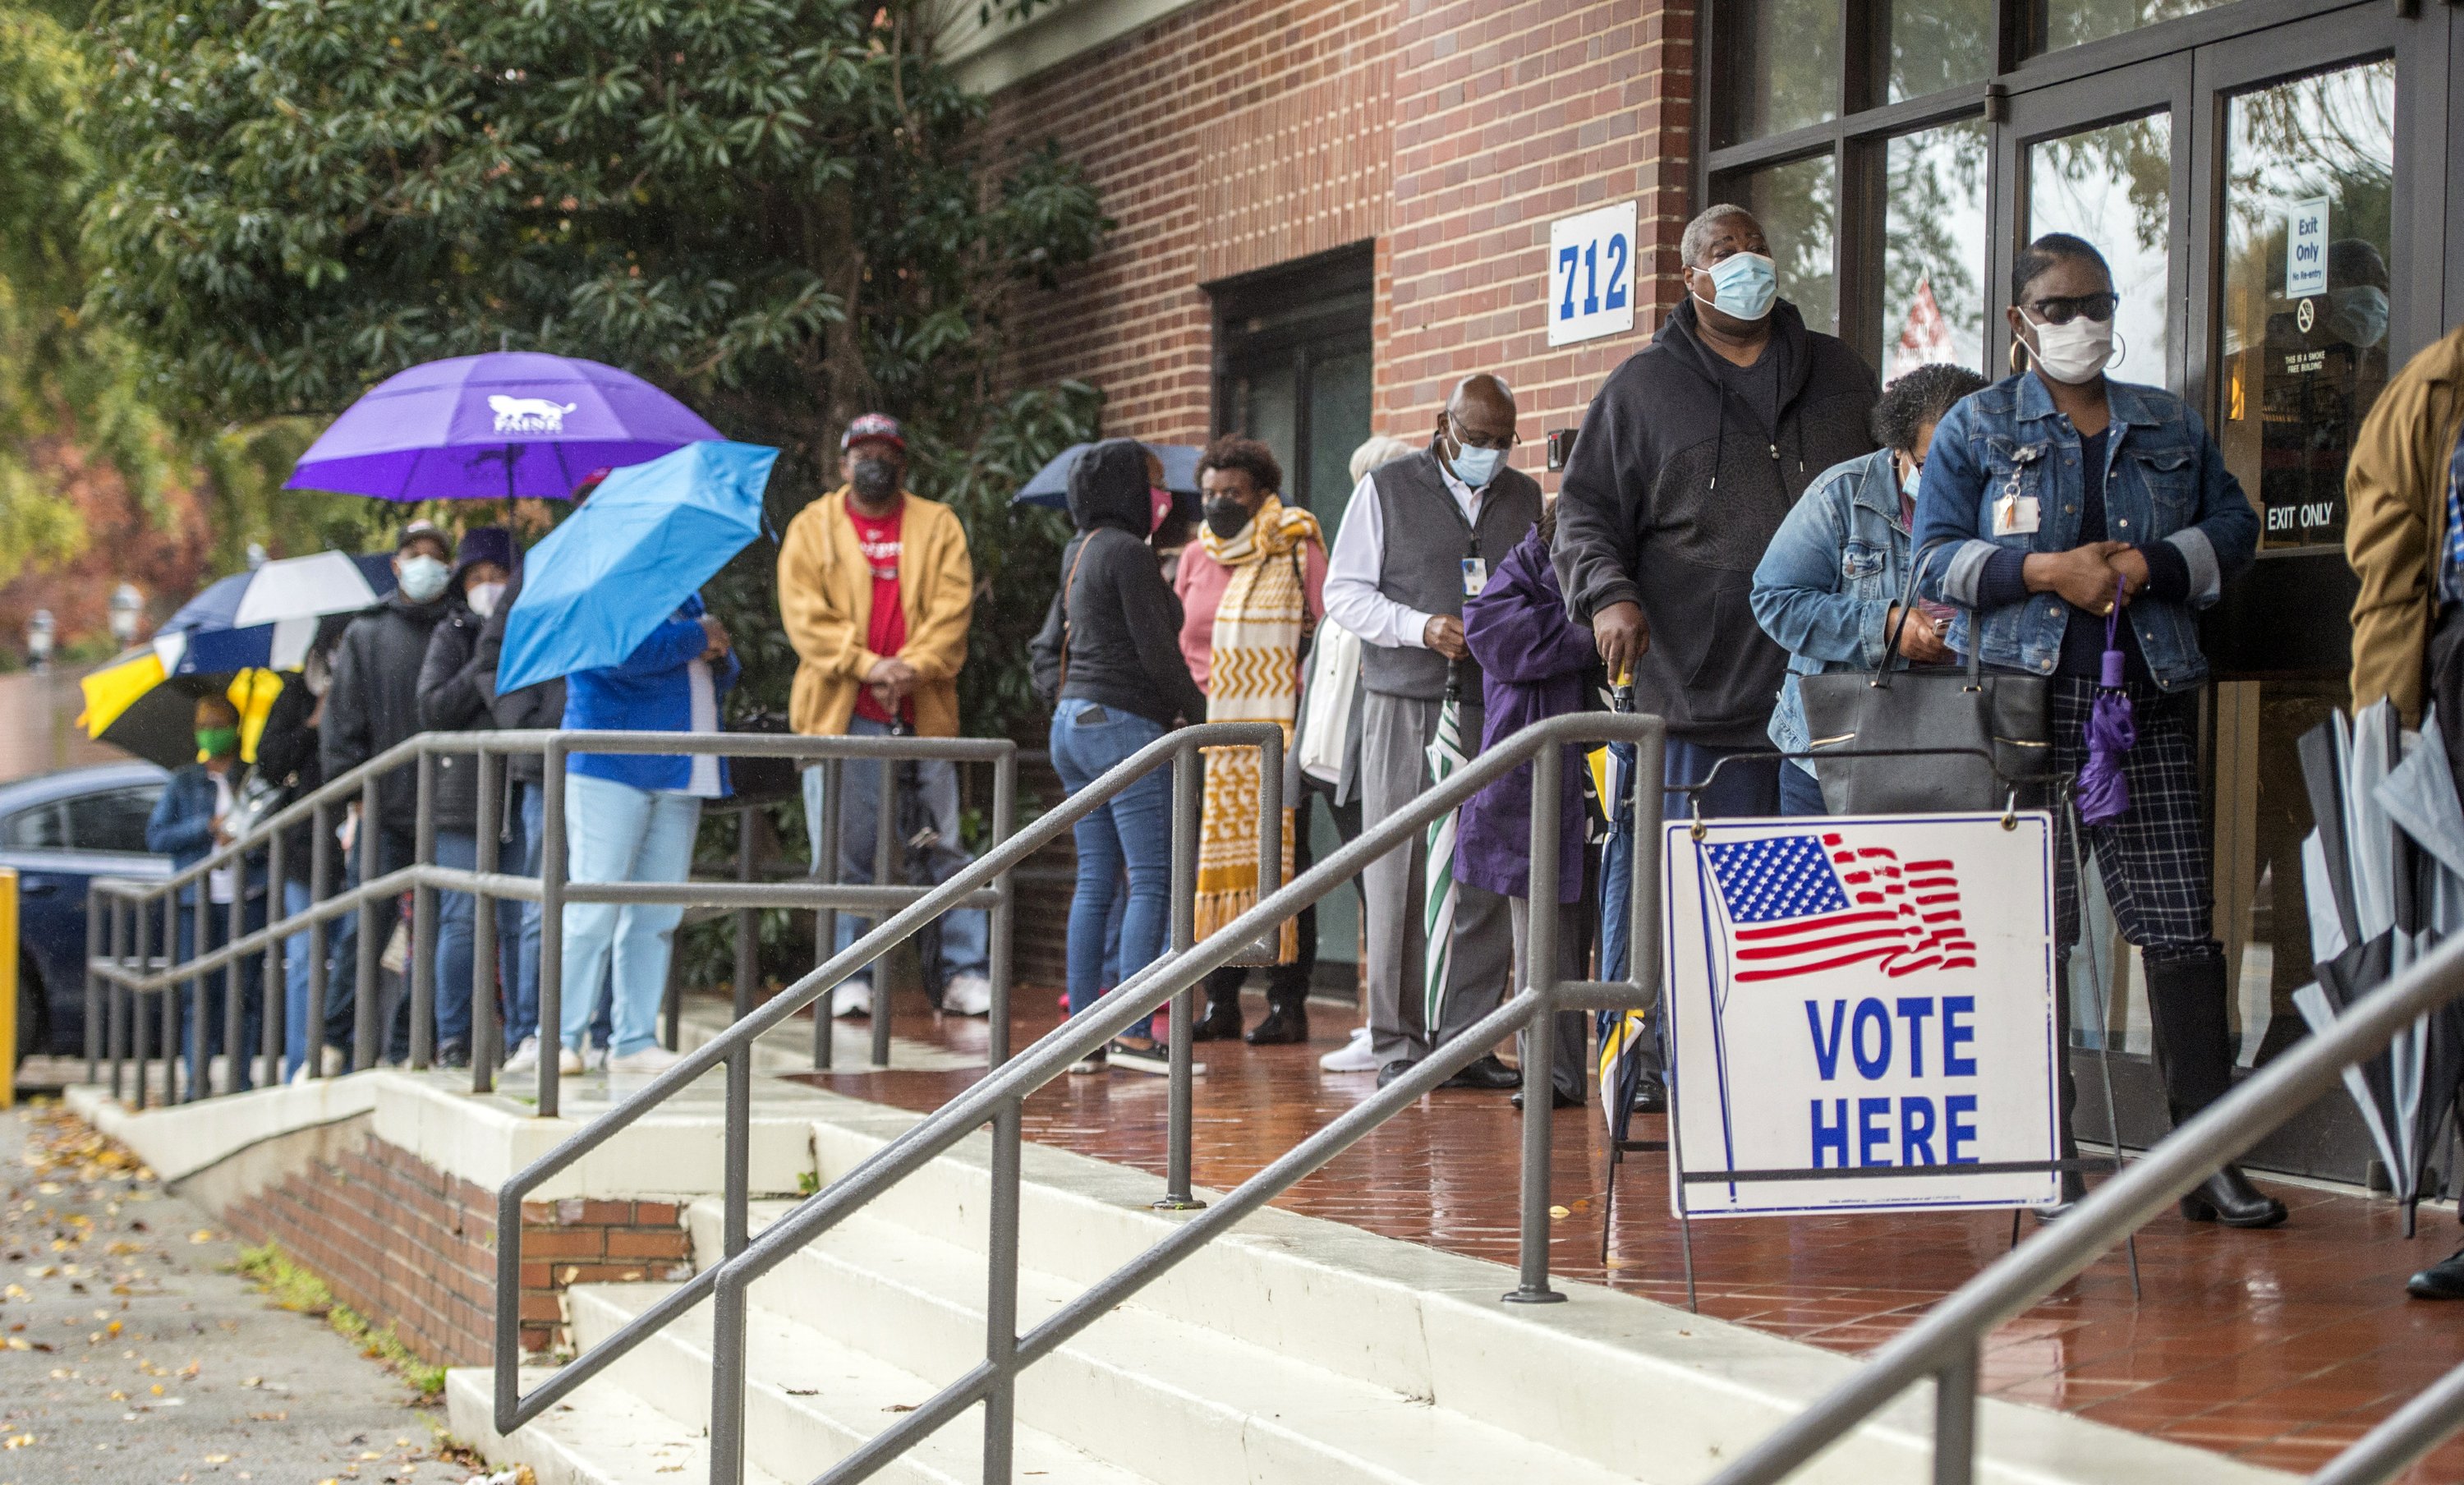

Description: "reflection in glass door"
2027 114 2174 378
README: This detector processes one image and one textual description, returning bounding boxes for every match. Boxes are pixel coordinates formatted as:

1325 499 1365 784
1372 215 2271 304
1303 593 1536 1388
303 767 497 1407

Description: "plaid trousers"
2050 676 2220 963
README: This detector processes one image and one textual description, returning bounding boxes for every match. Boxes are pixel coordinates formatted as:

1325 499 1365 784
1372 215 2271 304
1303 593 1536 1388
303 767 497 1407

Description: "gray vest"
1360 451 1543 700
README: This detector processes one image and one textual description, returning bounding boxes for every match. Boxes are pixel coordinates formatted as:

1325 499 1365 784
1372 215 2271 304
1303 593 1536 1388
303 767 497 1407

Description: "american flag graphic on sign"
1703 831 1974 983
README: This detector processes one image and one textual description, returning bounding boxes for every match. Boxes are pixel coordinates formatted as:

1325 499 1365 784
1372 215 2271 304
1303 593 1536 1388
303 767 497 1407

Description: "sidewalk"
799 987 2464 1483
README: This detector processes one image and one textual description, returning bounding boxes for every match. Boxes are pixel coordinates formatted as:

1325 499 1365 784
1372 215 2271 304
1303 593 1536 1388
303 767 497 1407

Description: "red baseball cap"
841 413 905 453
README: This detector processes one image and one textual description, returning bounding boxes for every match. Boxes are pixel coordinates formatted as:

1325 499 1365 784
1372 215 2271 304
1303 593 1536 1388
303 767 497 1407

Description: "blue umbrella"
155 552 398 675
1010 441 1204 514
496 441 776 692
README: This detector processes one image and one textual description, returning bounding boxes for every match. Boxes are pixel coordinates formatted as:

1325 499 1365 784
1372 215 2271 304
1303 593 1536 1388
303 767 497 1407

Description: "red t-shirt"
848 501 908 724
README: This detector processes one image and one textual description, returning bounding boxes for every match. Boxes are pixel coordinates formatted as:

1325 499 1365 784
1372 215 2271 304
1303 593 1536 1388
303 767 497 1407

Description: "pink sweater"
1173 540 1329 694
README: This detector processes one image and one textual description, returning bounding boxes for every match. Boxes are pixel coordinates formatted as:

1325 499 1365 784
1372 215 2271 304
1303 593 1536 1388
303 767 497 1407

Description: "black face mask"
1202 497 1251 540
850 457 899 503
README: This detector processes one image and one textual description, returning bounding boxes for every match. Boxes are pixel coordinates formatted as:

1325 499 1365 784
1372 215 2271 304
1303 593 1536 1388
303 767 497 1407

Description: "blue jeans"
436 827 526 1052
798 718 990 987
1777 761 1829 817
282 876 356 1077
1048 700 1170 1038
559 774 701 1057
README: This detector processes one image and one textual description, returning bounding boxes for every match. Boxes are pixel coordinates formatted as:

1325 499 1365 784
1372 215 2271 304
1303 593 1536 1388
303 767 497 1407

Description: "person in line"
2341 319 2464 1295
416 526 517 1069
557 593 738 1075
1175 435 1327 1046
145 694 264 1092
1555 202 1880 819
474 472 609 1074
1751 364 1988 816
1457 500 1590 1109
1031 439 1209 1074
321 521 458 1064
1324 374 1540 1090
1915 232 2279 1226
254 621 351 1081
1314 434 1415 1075
778 413 993 1019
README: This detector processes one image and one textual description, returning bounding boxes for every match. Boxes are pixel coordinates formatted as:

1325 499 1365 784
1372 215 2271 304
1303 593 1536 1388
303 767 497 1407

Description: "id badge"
1461 557 1488 597
1993 493 2041 536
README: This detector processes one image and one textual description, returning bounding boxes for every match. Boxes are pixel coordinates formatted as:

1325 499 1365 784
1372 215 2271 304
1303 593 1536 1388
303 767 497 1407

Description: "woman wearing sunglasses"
1913 232 2279 1228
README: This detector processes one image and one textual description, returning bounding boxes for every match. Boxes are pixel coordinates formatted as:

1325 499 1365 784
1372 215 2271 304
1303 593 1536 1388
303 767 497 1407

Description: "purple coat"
1456 526 1595 903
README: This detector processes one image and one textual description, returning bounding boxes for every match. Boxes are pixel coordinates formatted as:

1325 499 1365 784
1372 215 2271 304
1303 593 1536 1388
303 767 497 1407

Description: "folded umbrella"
1421 660 1469 1040
495 440 777 693
286 352 722 502
2077 577 2135 825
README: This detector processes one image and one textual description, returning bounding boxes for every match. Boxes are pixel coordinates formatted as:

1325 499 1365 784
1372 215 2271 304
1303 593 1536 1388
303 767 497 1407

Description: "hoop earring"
2108 330 2127 371
2007 338 2027 376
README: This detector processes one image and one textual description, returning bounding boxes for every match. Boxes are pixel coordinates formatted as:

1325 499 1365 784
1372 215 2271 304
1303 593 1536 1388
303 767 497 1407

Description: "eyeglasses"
1446 416 1519 453
2025 292 2120 326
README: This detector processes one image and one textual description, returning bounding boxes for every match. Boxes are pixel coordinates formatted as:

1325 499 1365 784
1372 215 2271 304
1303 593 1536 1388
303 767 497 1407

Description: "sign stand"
1602 753 2141 1311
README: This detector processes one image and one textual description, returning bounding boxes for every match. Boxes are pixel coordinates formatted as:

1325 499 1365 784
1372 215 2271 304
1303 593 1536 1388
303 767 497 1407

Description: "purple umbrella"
283 352 723 502
2078 575 2135 825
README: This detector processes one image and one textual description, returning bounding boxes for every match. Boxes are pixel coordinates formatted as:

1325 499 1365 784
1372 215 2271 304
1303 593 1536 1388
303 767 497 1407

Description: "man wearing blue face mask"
320 520 460 1065
1555 204 1880 818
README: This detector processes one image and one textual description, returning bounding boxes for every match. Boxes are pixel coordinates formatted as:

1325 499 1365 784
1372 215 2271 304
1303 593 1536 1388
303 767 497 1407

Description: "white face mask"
2024 312 2114 385
397 554 451 604
466 580 506 619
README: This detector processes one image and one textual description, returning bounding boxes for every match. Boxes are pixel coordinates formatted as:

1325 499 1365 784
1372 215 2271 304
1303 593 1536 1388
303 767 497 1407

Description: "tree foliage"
82 0 1108 735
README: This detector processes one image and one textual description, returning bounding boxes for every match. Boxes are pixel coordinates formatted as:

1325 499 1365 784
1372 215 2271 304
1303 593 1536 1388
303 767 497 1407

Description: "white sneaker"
831 979 873 1018
1320 1026 1380 1073
557 1046 585 1075
608 1045 682 1074
502 1037 540 1074
942 972 993 1017
584 1042 609 1071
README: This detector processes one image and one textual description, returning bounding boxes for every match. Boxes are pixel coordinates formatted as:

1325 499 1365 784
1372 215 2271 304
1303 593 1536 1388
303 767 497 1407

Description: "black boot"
1191 969 1244 1042
1245 992 1308 1046
2039 949 2088 1217
2145 951 2287 1230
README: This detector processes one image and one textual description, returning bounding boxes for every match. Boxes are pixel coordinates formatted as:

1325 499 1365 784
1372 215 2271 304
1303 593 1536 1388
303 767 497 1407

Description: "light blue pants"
559 774 701 1057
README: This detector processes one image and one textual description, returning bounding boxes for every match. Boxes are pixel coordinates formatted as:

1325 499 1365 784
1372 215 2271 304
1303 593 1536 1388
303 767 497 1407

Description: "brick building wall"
990 0 1695 482
222 1129 692 1365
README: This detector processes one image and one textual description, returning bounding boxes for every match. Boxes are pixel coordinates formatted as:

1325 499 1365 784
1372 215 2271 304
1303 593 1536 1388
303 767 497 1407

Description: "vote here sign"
1662 812 2061 1218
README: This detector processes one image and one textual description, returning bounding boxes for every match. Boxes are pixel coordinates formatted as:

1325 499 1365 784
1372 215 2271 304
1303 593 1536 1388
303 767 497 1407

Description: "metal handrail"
488 720 1289 1451
577 710 1671 1485
1705 927 2464 1485
84 729 1021 1113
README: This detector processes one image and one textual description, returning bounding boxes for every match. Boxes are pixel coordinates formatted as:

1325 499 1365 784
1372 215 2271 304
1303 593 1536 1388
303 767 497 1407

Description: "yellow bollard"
0 867 16 1110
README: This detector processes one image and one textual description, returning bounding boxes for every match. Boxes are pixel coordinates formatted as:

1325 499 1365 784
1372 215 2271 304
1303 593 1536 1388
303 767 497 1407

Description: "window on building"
1210 245 1376 542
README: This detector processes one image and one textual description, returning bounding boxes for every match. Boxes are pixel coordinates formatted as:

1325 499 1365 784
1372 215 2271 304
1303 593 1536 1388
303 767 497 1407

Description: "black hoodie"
1552 297 1878 744
1029 439 1208 729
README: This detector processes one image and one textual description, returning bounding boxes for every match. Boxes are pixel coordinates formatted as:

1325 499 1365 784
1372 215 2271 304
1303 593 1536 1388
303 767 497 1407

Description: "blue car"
0 761 172 1064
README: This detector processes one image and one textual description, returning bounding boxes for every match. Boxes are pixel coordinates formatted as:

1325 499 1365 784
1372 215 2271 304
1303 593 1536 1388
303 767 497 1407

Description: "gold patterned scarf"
1194 496 1322 961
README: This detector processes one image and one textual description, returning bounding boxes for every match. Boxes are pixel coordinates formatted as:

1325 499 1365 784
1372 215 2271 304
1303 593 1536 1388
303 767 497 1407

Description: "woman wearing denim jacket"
1753 365 1988 816
1913 233 2280 1227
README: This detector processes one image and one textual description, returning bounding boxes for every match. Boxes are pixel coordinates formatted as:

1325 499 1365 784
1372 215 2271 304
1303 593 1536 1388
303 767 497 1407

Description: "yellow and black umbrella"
78 651 285 771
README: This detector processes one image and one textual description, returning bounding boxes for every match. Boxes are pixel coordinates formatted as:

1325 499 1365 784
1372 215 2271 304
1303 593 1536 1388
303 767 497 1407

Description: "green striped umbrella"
1423 660 1469 1033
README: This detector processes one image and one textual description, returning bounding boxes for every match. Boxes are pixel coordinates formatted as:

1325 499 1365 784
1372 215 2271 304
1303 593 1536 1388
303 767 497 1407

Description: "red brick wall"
222 1131 692 1365
988 0 1697 480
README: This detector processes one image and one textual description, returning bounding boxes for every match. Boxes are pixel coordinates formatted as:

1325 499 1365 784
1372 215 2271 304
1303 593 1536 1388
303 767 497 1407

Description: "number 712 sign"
1547 200 1638 347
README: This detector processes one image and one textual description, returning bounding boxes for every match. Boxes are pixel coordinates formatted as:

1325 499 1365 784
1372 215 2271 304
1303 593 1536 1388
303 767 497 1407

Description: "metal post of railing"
473 749 500 1093
161 892 181 1104
131 897 151 1109
733 804 756 1023
353 776 379 1072
83 888 102 1085
1157 740 1205 1211
871 756 896 1069
108 895 129 1101
1934 1343 1978 1485
2312 1356 2464 1485
987 755 1015 1069
264 831 287 1092
537 742 568 1116
982 1101 1023 1483
223 845 246 1095
710 1265 750 1485
1507 742 1567 1305
410 750 438 1069
724 1043 751 1258
307 800 331 1081
813 757 841 1071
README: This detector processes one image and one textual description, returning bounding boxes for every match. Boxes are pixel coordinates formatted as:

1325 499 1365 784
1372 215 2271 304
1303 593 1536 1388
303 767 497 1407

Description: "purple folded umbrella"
284 352 723 501
2078 576 2135 825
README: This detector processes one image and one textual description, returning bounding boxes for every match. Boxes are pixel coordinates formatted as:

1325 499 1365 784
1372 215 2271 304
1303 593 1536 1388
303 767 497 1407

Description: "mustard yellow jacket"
2347 324 2464 724
778 488 973 738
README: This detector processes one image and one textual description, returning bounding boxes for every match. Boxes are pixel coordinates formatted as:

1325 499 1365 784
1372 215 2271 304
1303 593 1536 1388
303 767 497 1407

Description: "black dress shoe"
1244 1007 1308 1046
1190 999 1243 1042
2407 1244 2464 1299
1630 1078 1667 1115
1441 1054 1522 1092
2178 1165 2288 1228
1376 1058 1417 1088
1510 1088 1582 1110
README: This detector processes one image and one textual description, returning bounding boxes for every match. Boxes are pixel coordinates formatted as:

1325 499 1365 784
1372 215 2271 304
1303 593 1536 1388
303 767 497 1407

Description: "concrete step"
566 1282 1154 1485
444 1365 793 1485
691 1197 1656 1485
